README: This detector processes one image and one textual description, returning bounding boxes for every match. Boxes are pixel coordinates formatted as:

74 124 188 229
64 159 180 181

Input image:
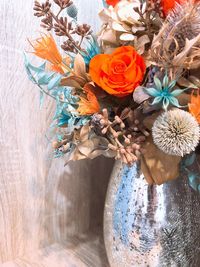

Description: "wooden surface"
0 0 114 265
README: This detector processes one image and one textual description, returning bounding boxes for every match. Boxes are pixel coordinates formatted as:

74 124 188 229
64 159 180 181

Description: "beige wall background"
0 0 114 266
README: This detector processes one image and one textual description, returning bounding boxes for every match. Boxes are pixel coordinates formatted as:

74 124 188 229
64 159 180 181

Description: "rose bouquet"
25 0 200 187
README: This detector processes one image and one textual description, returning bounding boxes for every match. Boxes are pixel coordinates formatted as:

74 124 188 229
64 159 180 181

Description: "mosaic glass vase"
104 161 200 267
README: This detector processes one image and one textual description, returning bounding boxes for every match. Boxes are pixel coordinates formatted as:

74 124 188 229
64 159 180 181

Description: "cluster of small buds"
53 0 73 9
74 24 92 37
34 0 52 17
41 15 53 31
54 17 72 36
33 0 92 52
91 109 149 165
61 39 79 52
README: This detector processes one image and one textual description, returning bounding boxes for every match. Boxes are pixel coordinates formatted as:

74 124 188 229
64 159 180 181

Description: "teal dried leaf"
81 36 101 65
48 74 62 90
38 72 55 85
184 153 196 167
188 172 200 191
40 91 44 108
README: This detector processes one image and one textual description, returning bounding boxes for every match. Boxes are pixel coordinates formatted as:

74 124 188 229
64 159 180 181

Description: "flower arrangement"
25 0 200 187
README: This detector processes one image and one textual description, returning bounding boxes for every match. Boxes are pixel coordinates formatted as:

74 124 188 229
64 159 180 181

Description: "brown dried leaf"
141 137 181 185
60 76 85 88
79 124 90 142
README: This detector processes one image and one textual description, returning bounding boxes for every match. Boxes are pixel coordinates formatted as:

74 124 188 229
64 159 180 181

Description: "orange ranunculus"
188 90 200 123
106 0 120 7
78 84 100 115
29 33 65 74
89 46 146 97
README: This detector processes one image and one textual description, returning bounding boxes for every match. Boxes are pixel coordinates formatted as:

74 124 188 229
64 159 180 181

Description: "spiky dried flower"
150 1 200 77
152 109 200 156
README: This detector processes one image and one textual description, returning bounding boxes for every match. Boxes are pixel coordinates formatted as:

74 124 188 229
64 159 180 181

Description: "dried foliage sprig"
26 0 200 186
33 0 92 52
91 108 149 165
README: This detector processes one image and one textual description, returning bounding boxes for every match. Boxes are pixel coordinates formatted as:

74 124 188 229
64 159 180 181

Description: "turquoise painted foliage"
24 54 90 131
81 36 101 65
181 153 200 193
102 0 108 7
145 74 187 111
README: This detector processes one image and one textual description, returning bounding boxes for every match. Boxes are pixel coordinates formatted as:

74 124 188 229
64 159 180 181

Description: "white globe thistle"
152 109 200 156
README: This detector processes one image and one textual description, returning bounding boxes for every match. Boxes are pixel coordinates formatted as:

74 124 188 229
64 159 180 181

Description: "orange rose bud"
89 46 146 97
106 0 120 7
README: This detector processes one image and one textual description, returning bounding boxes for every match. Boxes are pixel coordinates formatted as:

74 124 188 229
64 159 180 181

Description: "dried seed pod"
61 39 78 52
75 24 92 36
34 0 51 17
53 0 73 9
67 4 78 19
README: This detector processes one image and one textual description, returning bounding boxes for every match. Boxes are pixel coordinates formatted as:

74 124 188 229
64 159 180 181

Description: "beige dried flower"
152 109 200 156
99 0 152 54
150 1 200 77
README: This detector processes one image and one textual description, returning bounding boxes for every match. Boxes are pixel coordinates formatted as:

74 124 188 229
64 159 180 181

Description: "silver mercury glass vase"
104 160 200 267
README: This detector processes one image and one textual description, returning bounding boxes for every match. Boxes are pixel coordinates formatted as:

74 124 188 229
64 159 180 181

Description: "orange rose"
106 0 120 7
89 46 146 97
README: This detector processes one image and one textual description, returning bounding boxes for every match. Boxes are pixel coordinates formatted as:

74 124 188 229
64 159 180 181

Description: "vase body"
104 161 200 267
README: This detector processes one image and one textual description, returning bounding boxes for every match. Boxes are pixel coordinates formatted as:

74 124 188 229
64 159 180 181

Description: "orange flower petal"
78 85 100 115
89 46 146 97
188 90 200 123
106 0 120 7
29 34 65 73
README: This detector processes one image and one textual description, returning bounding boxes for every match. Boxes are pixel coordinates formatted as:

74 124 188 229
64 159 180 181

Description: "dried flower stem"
92 108 149 165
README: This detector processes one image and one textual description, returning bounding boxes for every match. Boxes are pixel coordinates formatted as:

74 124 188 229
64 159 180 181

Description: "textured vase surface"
104 161 200 267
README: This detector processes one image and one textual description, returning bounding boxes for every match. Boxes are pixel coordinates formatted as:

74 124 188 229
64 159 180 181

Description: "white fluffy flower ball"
152 109 200 156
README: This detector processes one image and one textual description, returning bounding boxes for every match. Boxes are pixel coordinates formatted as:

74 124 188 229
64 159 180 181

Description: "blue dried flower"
81 36 100 65
67 4 78 19
145 74 187 111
